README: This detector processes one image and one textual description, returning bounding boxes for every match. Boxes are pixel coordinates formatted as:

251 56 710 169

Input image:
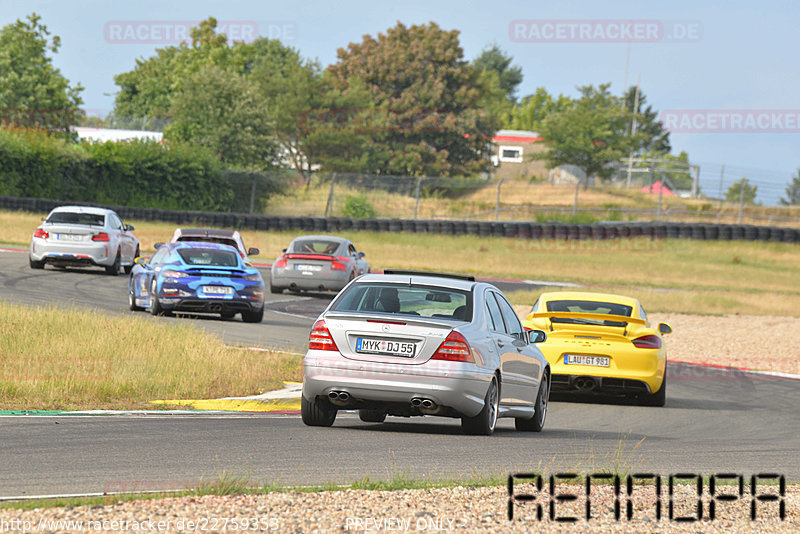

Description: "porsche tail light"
309 320 339 351
632 334 662 349
431 331 474 363
331 257 349 271
92 232 110 242
273 257 287 269
33 228 49 239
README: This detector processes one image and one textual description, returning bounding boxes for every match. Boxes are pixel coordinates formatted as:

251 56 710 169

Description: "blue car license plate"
356 338 415 357
203 286 233 295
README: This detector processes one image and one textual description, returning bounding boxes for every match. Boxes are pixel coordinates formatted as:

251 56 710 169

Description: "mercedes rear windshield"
331 283 472 321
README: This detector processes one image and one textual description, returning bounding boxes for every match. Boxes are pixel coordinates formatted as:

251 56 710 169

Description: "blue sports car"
128 242 265 323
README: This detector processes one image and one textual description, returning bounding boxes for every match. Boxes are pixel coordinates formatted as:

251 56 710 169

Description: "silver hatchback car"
302 271 551 435
29 206 139 275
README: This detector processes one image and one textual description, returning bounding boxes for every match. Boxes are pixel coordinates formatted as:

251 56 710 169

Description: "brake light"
33 228 49 239
431 331 474 363
331 257 349 271
92 232 110 242
309 319 339 351
632 334 662 349
273 257 287 269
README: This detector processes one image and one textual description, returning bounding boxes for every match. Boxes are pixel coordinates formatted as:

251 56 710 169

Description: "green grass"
0 471 509 511
2 468 789 512
0 302 303 410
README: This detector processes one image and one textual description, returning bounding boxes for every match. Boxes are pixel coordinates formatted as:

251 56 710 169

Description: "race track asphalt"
0 249 798 497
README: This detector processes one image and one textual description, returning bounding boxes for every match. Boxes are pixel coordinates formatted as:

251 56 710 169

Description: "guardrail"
2 195 798 243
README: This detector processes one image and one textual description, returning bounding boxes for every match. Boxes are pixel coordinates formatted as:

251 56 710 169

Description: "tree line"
2 13 799 206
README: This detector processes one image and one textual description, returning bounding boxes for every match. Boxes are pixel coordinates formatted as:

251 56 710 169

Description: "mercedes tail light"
632 335 662 349
33 228 49 239
309 320 339 351
92 232 110 242
431 331 474 363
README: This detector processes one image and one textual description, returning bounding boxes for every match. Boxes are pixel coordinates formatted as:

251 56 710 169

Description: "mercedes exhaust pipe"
411 397 439 414
328 390 351 406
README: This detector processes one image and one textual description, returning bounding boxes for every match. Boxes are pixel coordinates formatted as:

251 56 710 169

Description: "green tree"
726 177 757 204
326 21 495 177
534 84 643 183
111 17 258 129
472 44 523 101
165 65 278 170
248 42 373 183
622 86 671 154
507 87 572 132
779 169 800 206
0 13 83 133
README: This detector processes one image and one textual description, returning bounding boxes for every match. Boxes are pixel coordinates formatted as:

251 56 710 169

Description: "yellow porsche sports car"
522 292 672 406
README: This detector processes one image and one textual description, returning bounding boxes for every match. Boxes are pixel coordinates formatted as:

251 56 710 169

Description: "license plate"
295 264 322 271
58 234 83 241
356 338 416 357
564 354 610 367
203 286 233 295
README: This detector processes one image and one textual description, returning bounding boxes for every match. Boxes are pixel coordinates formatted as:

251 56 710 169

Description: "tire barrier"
2 194 798 244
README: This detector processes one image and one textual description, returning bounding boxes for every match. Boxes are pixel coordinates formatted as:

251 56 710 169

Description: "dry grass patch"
0 301 302 410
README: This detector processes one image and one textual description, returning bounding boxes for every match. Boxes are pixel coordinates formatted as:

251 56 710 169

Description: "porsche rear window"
289 239 340 255
47 212 105 226
332 283 472 321
178 249 239 267
546 300 633 327
177 236 239 250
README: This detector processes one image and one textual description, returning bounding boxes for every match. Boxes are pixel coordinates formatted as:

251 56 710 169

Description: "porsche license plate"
564 354 610 367
356 338 415 357
204 286 232 295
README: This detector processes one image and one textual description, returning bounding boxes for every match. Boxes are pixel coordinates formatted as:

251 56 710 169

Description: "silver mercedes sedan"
29 206 139 275
301 271 551 435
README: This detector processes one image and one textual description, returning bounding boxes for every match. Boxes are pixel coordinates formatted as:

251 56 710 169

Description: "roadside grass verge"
0 301 303 411
3 467 782 512
0 470 508 511
2 210 799 316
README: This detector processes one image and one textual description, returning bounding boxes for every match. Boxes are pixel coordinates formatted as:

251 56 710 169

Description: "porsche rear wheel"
640 375 666 407
128 280 143 311
150 280 165 316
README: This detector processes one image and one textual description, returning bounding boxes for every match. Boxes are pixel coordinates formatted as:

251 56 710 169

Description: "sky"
2 0 798 205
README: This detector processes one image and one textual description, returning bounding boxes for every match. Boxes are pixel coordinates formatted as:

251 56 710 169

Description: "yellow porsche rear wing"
526 312 646 326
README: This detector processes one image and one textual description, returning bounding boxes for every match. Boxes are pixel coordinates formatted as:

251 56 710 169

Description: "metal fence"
256 173 800 228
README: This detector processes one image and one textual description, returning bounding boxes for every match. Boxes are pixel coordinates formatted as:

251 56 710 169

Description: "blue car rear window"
178 249 239 267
